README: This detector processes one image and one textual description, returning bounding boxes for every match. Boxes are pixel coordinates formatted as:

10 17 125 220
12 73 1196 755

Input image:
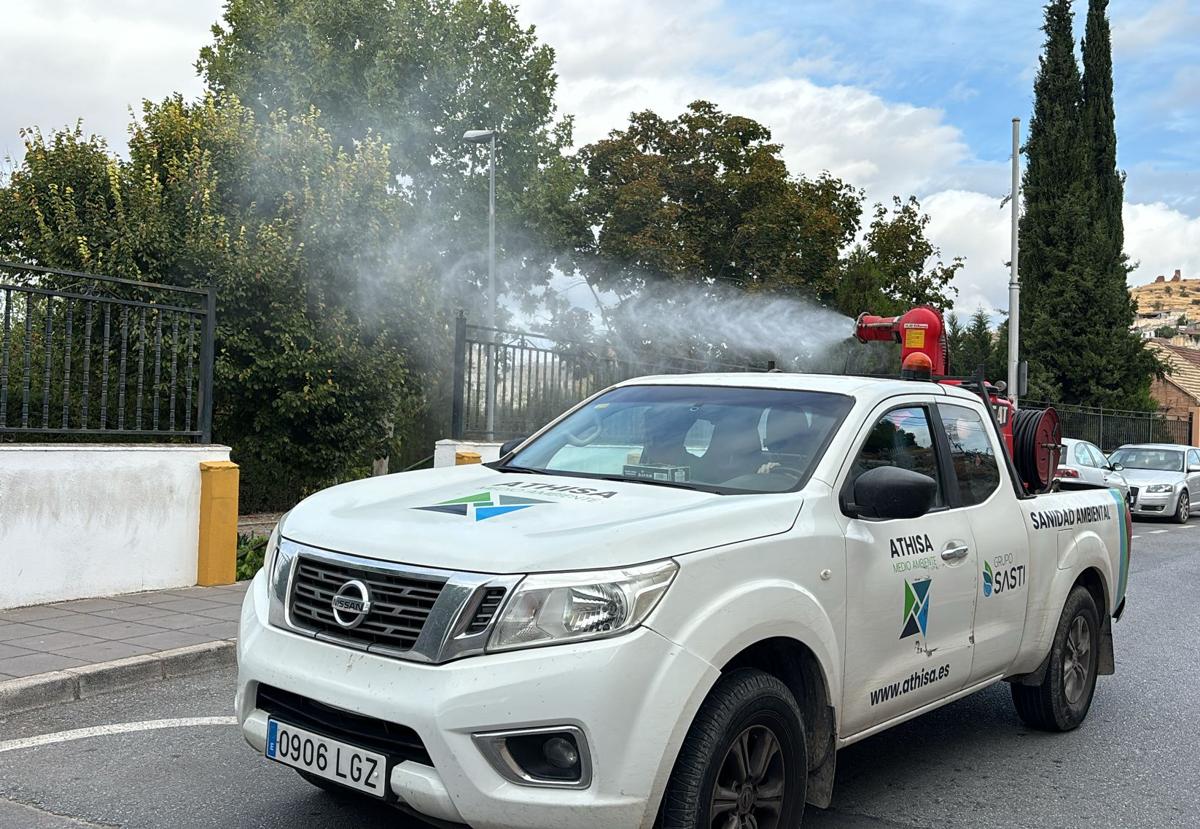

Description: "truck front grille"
288 556 447 652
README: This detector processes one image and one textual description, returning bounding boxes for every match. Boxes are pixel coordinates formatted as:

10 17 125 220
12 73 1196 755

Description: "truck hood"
280 465 803 574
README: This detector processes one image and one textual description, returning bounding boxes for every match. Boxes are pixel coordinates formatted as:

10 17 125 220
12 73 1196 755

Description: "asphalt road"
0 518 1196 829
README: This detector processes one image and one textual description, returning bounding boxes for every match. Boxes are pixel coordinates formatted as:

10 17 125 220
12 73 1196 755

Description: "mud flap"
805 705 837 809
1097 614 1115 676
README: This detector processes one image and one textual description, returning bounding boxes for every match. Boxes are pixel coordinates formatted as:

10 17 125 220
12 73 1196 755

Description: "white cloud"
1124 201 1200 286
1112 0 1200 57
922 190 1013 319
0 0 219 163
520 0 973 200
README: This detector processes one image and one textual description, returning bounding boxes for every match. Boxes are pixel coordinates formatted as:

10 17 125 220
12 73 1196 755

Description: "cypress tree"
1082 0 1122 264
1019 0 1092 403
1019 0 1156 408
1081 0 1157 408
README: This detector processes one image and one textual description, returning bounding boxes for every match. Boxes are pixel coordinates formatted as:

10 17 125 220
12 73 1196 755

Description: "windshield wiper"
493 464 550 475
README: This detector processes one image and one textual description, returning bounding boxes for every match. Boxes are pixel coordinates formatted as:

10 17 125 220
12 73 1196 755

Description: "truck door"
836 401 978 737
933 401 1029 683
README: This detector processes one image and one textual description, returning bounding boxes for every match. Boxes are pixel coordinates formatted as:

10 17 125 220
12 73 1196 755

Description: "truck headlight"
1146 484 1175 493
265 521 283 579
488 560 677 652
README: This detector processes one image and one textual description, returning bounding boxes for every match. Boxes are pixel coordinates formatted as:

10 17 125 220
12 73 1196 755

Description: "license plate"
266 718 387 798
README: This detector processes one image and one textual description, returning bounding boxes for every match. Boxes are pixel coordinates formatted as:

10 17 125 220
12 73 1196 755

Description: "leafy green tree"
575 101 957 322
958 308 995 376
0 96 414 509
832 197 961 318
945 313 965 370
198 0 585 316
576 102 862 298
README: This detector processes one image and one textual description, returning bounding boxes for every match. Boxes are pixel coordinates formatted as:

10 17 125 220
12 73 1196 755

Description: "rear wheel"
660 669 807 829
1175 490 1191 524
1011 586 1101 731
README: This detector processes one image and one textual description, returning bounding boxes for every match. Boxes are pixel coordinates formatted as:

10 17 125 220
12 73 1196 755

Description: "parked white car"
1107 443 1200 523
1057 437 1129 502
236 374 1131 828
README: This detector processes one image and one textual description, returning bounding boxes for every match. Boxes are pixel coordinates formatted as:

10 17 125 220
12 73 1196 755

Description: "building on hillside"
1146 340 1200 445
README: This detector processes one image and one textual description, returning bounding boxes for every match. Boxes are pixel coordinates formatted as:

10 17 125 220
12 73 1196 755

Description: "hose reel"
1012 407 1062 494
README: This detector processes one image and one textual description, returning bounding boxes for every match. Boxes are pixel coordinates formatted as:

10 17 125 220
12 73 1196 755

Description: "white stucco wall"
0 444 231 610
433 439 504 468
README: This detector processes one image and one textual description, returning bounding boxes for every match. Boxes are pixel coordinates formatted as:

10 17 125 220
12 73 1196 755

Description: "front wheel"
660 669 807 829
1011 585 1101 731
1175 490 1191 524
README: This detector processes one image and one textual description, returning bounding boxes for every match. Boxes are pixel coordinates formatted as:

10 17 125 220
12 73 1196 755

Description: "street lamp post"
463 128 498 440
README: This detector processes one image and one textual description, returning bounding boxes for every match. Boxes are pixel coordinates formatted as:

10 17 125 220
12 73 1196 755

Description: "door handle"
941 544 970 562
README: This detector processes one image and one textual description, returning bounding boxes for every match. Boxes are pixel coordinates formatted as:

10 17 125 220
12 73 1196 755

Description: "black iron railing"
451 312 768 440
1026 399 1194 451
0 261 215 442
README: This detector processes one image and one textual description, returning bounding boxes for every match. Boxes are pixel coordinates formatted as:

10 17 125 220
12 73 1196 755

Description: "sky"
2 0 1199 320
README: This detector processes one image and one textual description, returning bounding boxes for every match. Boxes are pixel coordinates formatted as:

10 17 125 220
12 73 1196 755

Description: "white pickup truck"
236 373 1131 828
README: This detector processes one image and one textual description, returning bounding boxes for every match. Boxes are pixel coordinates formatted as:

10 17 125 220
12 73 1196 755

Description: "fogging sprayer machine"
854 305 1062 494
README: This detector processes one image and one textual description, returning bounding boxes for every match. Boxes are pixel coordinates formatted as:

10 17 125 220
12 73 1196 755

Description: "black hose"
1013 408 1055 493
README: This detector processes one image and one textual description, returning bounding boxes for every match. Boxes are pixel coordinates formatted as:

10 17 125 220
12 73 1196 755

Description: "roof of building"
1148 339 1200 405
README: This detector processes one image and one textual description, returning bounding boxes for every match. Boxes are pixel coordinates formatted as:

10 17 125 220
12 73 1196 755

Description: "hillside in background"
1131 270 1200 320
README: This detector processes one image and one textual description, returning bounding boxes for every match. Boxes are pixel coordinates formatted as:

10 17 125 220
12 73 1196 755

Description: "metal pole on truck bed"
1008 117 1021 410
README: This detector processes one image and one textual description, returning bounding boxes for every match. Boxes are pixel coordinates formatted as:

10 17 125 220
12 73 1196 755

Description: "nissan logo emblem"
331 579 372 629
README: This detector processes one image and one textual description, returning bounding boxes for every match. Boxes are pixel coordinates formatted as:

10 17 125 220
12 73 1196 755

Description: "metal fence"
451 313 768 440
0 261 215 442
1026 399 1194 451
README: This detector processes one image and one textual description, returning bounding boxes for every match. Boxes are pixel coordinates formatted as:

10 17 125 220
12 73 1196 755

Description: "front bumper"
1130 489 1176 516
236 571 717 829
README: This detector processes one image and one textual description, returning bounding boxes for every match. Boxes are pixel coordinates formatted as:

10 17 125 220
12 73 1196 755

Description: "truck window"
938 403 1000 506
505 385 854 494
847 406 944 506
1073 442 1093 466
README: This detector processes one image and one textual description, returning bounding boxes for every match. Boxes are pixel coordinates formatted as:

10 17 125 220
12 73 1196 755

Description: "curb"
0 640 236 717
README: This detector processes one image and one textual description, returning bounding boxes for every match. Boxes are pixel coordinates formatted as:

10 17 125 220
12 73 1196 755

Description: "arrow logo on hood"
415 491 550 521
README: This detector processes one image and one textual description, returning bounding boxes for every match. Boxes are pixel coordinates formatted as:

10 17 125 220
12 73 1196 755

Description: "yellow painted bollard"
197 460 240 586
456 451 482 465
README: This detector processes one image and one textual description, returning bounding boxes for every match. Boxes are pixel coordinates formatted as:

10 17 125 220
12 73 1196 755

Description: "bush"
236 532 270 581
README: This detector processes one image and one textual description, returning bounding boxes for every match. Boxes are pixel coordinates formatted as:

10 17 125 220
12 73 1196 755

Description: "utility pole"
1008 117 1021 409
486 129 497 441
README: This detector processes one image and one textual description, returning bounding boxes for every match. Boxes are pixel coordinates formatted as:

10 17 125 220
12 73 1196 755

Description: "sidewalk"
0 582 247 713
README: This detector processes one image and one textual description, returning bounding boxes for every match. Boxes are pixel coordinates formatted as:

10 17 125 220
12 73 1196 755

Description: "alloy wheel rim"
1062 615 1092 705
709 724 786 829
1180 493 1190 520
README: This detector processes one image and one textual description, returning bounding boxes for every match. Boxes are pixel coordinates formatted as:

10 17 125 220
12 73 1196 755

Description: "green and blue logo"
982 561 994 597
901 577 931 639
415 491 549 522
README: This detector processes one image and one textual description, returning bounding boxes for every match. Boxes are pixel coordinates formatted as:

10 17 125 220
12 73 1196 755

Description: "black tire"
1174 490 1190 524
1011 586 1101 731
660 669 807 829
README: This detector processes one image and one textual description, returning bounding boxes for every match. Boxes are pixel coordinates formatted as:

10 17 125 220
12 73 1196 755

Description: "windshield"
503 384 854 493
1108 448 1184 472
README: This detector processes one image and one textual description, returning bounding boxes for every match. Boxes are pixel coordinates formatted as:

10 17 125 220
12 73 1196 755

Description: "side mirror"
846 466 937 520
498 436 527 458
1107 463 1123 472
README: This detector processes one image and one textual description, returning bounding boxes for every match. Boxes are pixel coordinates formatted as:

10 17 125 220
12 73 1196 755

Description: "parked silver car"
1057 437 1130 501
1107 443 1200 523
